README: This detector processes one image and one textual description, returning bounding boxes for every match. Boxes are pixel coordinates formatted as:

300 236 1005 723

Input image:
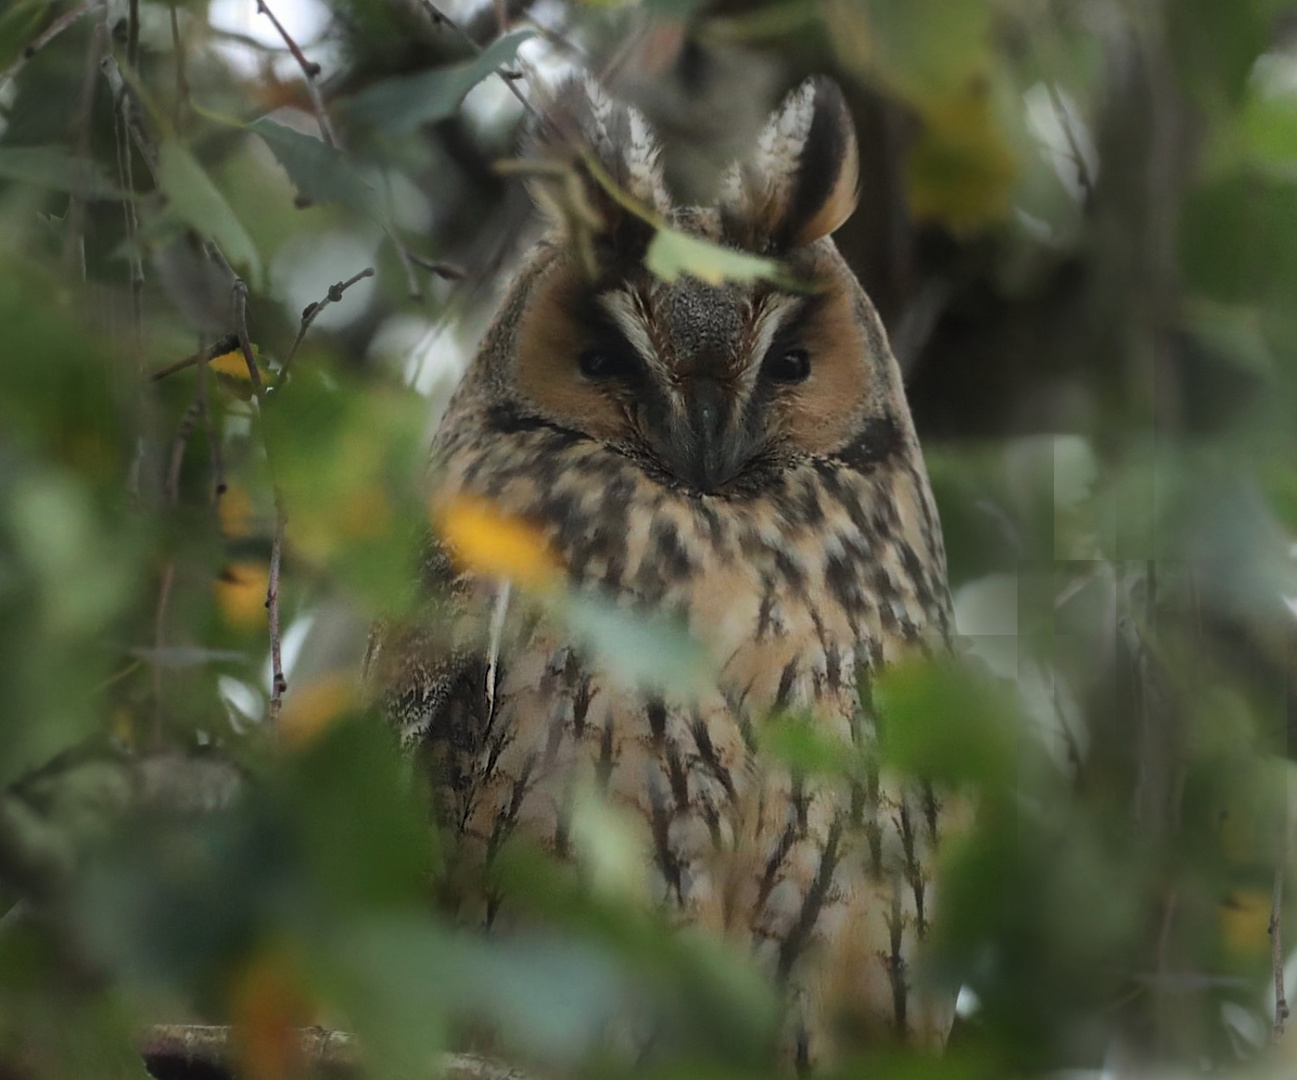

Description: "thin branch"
415 0 537 119
205 244 288 727
165 400 202 505
0 0 102 92
279 267 375 383
255 0 340 148
1271 782 1294 1045
149 333 241 382
266 510 287 725
206 245 267 398
100 55 161 181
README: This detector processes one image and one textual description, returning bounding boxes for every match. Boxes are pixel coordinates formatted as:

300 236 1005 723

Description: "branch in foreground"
150 333 242 382
205 244 288 727
415 0 536 119
255 0 340 149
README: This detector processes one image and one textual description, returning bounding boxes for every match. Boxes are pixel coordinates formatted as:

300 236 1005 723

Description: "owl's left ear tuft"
720 76 860 253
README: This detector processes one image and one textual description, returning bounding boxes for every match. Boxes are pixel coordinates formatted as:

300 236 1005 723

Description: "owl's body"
374 78 957 1068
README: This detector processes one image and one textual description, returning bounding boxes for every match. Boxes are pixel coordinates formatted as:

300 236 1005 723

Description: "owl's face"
459 77 914 502
512 238 885 496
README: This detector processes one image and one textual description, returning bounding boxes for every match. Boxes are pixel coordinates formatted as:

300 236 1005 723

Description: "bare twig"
205 244 288 727
279 267 375 383
1271 782 1294 1045
415 0 537 118
100 55 161 180
266 510 287 724
255 0 340 148
206 245 267 398
165 399 202 505
149 333 241 382
0 0 102 92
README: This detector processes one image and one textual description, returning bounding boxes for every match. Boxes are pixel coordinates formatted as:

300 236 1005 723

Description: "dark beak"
650 377 751 494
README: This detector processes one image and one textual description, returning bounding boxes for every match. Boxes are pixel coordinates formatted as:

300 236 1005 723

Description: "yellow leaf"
216 561 269 628
111 706 136 747
435 494 560 589
1218 888 1272 958
220 485 256 539
340 486 392 541
279 673 355 748
211 348 257 380
906 85 1017 232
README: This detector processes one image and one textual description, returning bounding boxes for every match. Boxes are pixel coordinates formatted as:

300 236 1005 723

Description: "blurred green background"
2 0 1297 1077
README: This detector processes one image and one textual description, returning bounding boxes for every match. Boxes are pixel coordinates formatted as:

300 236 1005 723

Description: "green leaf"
757 713 854 775
559 594 710 693
247 118 387 224
1167 0 1267 108
645 227 787 286
1180 171 1297 304
823 0 992 101
0 146 123 199
282 718 431 911
342 30 535 135
1240 91 1297 168
158 142 262 289
874 657 1015 787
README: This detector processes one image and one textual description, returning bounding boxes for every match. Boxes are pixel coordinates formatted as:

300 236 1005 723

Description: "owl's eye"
765 347 811 383
578 347 636 381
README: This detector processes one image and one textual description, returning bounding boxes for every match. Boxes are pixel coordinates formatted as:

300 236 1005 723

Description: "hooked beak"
649 377 754 494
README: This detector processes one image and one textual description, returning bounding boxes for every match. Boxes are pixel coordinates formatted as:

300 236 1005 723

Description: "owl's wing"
364 538 495 808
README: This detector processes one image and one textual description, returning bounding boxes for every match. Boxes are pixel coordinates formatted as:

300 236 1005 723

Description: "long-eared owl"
371 74 958 1070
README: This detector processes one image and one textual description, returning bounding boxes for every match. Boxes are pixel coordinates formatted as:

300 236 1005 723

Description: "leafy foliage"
1 0 1297 1078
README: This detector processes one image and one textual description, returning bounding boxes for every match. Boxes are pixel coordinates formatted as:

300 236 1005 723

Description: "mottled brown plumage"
370 76 958 1070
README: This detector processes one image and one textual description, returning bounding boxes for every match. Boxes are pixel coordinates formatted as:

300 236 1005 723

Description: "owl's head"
460 76 915 498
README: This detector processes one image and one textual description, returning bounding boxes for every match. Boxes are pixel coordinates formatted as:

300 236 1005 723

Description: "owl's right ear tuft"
524 77 670 269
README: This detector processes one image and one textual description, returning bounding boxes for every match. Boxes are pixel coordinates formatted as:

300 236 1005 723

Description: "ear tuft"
525 77 671 242
719 76 859 252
